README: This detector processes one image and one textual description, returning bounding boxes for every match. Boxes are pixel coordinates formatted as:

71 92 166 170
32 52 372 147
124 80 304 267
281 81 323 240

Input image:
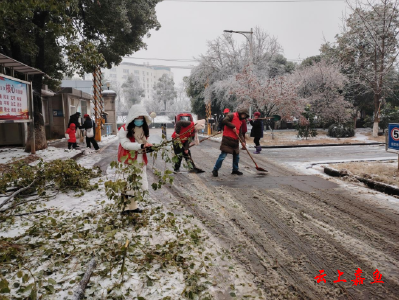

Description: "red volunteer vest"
118 125 148 165
223 112 242 140
171 122 195 141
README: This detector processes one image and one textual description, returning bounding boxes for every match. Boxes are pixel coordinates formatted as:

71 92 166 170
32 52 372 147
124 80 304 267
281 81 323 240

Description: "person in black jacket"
249 112 263 154
82 114 100 150
68 112 81 129
217 108 230 133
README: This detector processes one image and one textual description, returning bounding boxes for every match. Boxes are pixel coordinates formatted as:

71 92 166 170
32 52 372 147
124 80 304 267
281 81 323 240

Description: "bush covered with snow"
327 124 355 138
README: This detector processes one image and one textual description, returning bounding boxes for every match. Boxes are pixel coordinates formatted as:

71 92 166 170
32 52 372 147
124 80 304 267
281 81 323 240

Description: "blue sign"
53 110 64 117
388 123 399 151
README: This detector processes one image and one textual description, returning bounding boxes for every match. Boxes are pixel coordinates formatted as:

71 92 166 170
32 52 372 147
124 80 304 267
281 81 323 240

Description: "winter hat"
125 104 152 127
254 112 261 117
223 108 230 114
84 114 90 118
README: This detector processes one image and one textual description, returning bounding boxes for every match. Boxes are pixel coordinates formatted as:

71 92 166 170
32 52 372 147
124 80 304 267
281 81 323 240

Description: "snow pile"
1 136 118 165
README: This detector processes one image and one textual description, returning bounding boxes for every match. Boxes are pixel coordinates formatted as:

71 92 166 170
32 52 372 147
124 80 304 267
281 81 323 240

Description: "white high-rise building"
99 62 173 103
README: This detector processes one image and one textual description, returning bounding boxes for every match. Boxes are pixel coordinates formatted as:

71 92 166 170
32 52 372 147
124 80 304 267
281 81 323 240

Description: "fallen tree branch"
72 257 97 300
0 190 60 213
0 180 36 210
14 209 52 217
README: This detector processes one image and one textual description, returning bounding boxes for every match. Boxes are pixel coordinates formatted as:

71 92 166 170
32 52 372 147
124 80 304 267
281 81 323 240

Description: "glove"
65 133 70 139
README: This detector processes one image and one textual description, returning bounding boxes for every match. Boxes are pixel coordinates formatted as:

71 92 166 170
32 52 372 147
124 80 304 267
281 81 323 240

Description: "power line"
124 56 303 63
164 0 343 2
125 57 198 62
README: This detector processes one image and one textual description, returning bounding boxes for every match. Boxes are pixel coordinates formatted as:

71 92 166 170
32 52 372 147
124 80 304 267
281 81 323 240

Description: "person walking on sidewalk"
172 120 205 174
82 114 100 151
212 107 249 177
217 108 230 133
65 123 77 150
249 112 264 154
241 118 248 150
118 104 153 214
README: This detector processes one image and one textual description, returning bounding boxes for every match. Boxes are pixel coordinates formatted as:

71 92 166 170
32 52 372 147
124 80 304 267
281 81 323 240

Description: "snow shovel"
235 131 268 173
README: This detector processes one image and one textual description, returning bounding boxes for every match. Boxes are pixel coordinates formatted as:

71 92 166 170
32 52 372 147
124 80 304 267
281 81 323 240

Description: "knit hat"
254 112 261 117
84 114 90 118
223 108 230 114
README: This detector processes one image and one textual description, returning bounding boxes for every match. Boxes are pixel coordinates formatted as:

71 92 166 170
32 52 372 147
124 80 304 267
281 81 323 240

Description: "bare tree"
336 0 399 136
153 74 177 111
188 27 287 114
122 75 144 106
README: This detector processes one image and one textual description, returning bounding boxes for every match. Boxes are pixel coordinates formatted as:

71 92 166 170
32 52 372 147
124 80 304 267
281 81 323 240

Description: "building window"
134 70 139 74
122 75 127 79
123 69 129 74
111 67 116 71
110 74 117 78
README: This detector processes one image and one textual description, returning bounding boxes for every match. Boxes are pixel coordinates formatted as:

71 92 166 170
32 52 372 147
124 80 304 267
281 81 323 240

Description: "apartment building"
99 62 173 103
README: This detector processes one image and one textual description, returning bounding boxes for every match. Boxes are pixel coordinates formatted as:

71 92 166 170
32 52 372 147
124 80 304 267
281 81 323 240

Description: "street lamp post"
224 28 254 117
150 111 156 129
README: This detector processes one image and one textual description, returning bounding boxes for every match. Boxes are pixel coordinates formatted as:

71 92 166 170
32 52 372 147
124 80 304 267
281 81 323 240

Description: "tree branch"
72 257 97 300
0 180 36 210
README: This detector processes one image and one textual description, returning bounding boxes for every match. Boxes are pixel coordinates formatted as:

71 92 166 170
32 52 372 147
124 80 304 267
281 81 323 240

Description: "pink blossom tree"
230 67 305 120
290 60 353 125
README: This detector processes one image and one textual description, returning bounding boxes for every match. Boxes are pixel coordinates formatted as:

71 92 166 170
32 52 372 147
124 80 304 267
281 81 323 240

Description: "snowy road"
80 129 399 299
144 130 399 300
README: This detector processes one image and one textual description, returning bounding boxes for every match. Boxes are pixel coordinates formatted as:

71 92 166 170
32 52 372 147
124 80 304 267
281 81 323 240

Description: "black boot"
212 170 218 177
231 170 243 175
189 167 205 173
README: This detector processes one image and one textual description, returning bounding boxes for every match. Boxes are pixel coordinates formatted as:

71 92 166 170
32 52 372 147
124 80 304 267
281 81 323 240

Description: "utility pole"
224 28 254 117
92 66 104 142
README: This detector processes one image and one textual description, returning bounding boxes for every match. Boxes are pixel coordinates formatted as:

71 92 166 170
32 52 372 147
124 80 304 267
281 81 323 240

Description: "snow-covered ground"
0 136 263 299
0 135 118 165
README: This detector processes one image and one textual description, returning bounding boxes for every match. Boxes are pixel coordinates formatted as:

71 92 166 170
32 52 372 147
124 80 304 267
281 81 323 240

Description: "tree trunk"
25 12 48 152
25 93 47 152
372 121 379 137
372 93 380 138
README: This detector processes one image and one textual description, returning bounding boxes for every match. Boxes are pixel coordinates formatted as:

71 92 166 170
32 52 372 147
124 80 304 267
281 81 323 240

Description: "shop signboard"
0 76 29 120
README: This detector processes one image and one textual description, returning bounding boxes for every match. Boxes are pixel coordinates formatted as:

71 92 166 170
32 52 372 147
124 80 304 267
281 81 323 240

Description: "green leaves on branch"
0 159 99 196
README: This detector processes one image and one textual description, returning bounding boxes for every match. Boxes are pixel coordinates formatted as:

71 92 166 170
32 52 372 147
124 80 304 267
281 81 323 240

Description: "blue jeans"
213 152 239 172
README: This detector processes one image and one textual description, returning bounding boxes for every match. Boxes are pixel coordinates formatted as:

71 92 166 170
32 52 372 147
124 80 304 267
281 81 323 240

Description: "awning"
0 53 44 75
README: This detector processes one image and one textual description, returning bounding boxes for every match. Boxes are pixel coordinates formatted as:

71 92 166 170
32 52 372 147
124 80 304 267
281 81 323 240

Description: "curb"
199 137 385 149
260 142 385 149
324 166 399 196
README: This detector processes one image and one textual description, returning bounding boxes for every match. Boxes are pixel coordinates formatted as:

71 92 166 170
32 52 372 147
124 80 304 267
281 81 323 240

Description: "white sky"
128 0 348 85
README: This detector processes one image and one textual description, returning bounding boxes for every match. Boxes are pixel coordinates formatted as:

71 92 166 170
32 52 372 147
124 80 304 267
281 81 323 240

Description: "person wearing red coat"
65 123 77 149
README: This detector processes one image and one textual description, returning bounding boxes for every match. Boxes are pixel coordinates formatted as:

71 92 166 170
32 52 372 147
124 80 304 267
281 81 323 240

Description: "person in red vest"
118 104 153 214
212 107 249 177
172 120 205 173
